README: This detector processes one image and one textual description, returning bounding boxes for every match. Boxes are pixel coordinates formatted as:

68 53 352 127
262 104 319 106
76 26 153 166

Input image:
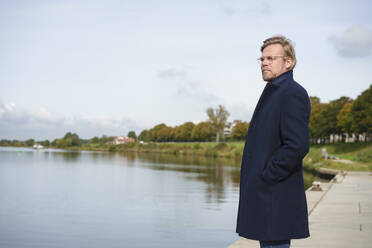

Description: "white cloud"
220 0 271 17
35 107 63 123
329 25 372 58
157 67 188 79
0 103 143 140
227 103 254 122
157 67 221 108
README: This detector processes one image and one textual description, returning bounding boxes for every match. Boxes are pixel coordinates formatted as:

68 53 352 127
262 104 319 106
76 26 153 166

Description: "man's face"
260 44 291 82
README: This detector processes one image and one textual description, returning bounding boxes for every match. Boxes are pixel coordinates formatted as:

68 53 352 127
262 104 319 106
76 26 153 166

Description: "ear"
285 58 292 69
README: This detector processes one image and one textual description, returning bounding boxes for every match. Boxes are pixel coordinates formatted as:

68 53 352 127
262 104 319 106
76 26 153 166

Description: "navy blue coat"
236 70 310 241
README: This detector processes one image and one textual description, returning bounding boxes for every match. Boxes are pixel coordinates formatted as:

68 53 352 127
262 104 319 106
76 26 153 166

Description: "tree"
40 139 50 147
25 139 35 147
309 99 328 139
231 121 249 140
191 122 216 141
309 96 320 106
206 105 230 142
174 122 195 141
63 132 81 146
351 84 372 134
128 131 137 140
322 96 352 135
337 101 354 133
157 126 175 142
148 123 168 141
138 130 150 142
89 136 100 144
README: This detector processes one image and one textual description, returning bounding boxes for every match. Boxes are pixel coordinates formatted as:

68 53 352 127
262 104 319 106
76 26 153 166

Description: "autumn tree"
206 105 230 142
191 122 216 141
138 130 150 142
351 84 372 134
174 122 195 141
309 98 328 139
322 96 352 135
157 126 175 142
337 101 354 133
231 121 249 140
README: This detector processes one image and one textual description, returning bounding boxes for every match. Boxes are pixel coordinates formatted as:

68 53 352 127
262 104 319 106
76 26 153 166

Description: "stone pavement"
228 171 372 248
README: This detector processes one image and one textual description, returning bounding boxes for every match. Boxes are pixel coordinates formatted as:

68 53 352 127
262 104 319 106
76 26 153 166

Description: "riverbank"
2 141 372 172
77 141 372 171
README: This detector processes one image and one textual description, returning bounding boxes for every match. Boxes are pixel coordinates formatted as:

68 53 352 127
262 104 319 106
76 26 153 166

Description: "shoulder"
282 79 309 101
278 79 310 117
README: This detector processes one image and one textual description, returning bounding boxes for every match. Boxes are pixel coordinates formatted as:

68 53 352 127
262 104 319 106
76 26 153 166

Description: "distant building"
112 136 135 145
223 120 241 138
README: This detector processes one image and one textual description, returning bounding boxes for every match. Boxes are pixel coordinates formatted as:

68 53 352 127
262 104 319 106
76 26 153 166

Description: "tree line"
137 105 248 142
138 84 372 144
1 84 370 147
0 132 118 148
309 84 372 143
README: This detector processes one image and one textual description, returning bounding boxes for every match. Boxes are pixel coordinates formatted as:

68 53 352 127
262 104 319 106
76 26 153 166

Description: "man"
236 35 311 248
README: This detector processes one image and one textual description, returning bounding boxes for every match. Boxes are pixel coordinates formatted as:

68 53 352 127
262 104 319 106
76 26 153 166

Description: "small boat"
33 143 44 149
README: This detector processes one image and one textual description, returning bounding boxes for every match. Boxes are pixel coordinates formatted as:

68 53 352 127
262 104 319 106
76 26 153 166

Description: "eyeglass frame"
257 55 287 64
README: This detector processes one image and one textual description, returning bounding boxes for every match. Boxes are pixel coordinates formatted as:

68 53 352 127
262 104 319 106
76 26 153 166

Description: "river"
0 147 316 248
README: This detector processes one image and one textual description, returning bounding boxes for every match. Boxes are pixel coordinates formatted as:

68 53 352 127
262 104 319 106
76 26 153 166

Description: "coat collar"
268 70 293 88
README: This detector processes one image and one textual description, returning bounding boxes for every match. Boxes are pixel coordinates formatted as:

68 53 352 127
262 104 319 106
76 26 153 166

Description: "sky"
1 0 372 140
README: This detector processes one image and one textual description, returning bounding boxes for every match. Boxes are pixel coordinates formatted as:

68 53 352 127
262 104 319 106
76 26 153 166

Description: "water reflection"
116 151 316 189
43 150 315 197
0 147 320 248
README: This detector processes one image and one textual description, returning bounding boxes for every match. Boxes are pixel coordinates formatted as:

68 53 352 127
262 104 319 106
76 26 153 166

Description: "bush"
108 145 117 152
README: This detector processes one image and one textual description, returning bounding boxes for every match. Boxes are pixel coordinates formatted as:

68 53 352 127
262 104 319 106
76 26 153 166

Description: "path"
228 171 372 248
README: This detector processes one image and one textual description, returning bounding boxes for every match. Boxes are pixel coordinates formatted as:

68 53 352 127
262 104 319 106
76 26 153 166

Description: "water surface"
0 147 315 248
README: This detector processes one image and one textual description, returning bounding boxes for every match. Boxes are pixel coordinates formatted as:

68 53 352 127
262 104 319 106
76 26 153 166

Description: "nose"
261 58 270 66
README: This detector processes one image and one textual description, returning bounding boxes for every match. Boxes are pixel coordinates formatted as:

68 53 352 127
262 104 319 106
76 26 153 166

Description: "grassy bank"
67 141 372 172
304 142 372 171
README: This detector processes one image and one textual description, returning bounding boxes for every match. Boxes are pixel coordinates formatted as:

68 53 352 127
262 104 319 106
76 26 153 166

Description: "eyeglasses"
257 56 286 64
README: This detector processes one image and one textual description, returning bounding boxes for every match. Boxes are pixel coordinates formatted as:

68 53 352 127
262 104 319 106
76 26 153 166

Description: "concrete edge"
306 168 346 215
228 168 346 248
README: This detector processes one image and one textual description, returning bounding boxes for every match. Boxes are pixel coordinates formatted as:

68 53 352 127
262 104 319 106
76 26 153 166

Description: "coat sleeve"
261 89 310 184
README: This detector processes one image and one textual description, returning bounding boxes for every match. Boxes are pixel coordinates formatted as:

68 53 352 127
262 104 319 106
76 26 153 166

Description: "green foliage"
308 85 372 141
324 97 352 134
138 130 150 142
191 122 216 141
174 122 195 141
214 142 228 150
337 101 354 133
63 132 81 146
309 96 320 105
309 100 327 138
206 105 230 142
231 121 249 140
307 142 372 171
25 139 35 146
193 143 201 150
89 136 100 144
309 96 352 138
108 145 117 152
40 140 50 147
128 131 137 139
351 84 372 134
